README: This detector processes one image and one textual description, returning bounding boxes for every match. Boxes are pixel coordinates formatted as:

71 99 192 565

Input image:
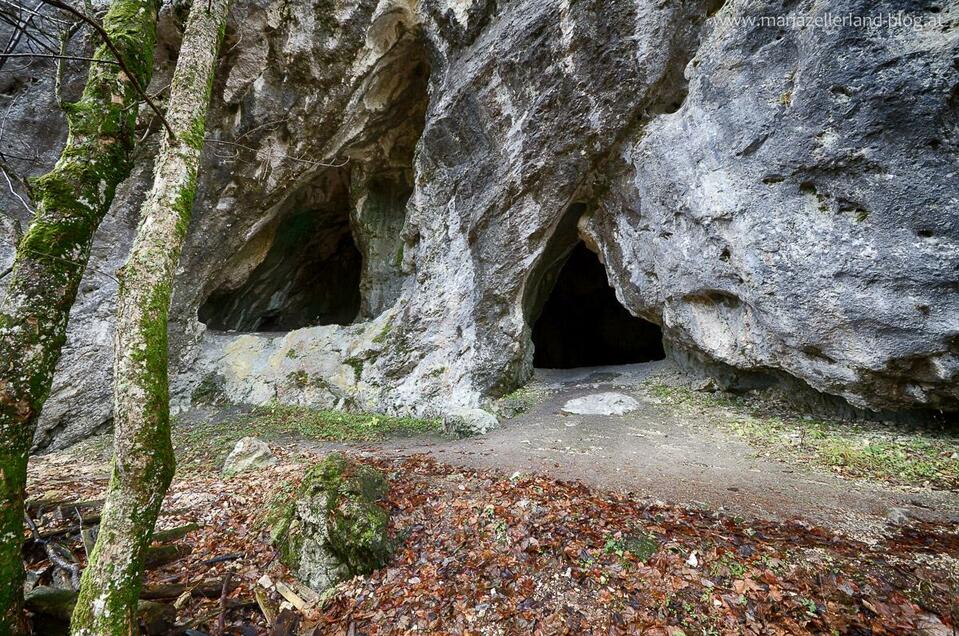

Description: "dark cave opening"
197 176 362 332
197 23 432 335
532 243 665 369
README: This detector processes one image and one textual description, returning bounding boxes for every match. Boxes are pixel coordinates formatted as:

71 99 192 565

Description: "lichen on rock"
266 453 395 593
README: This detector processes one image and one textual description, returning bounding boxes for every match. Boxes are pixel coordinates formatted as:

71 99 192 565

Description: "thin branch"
38 0 175 139
0 51 117 64
24 511 82 590
0 1 55 69
204 137 351 169
0 0 69 26
1 165 33 214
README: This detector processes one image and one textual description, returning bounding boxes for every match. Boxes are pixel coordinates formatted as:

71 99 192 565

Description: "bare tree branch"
39 0 175 139
0 165 32 214
0 1 58 66
0 51 116 63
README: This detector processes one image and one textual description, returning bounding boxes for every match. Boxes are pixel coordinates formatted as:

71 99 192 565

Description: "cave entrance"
531 242 665 369
197 171 362 332
198 22 431 334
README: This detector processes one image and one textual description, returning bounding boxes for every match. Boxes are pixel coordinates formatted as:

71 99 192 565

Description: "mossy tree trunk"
70 1 231 633
0 2 160 634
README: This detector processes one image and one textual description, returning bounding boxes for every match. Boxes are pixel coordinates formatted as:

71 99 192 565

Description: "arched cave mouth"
198 26 431 334
532 242 665 369
197 174 363 332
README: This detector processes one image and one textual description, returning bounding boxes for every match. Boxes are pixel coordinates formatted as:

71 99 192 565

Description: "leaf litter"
25 448 959 635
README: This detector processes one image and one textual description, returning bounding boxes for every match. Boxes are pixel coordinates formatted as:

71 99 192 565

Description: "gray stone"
1 0 954 449
221 437 276 479
562 393 641 416
445 408 499 437
267 454 394 593
886 507 913 527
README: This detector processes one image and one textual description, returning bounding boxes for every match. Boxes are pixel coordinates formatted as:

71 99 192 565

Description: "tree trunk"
70 0 231 633
0 2 160 633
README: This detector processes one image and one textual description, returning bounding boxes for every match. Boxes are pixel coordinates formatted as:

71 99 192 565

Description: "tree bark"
70 0 231 633
0 2 160 634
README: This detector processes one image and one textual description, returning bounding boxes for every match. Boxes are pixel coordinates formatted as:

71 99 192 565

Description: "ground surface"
23 362 959 634
381 361 959 538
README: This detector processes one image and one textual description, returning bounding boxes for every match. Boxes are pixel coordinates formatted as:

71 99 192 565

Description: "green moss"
287 370 310 388
269 454 395 579
181 115 207 151
624 533 659 563
496 384 550 418
603 531 659 564
191 373 226 406
343 357 365 381
372 322 392 345
171 167 199 242
263 480 301 569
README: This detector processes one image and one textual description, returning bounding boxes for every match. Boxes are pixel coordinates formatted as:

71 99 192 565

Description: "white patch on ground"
561 392 640 416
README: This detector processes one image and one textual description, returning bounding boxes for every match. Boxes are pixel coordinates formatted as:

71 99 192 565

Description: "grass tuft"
643 382 959 490
172 404 441 472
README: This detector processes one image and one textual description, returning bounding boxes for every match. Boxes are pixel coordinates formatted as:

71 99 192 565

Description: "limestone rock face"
267 454 395 593
1 0 956 448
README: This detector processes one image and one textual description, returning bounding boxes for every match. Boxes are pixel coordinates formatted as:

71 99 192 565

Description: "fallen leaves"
25 450 959 635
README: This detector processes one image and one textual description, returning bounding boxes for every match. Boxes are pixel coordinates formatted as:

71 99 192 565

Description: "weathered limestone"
444 408 499 437
1 0 956 450
562 393 641 417
267 453 395 593
222 437 277 478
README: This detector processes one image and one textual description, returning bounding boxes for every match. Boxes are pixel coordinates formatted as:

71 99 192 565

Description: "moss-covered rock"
266 453 395 592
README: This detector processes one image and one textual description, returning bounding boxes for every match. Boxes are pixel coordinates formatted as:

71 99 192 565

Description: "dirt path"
355 361 959 537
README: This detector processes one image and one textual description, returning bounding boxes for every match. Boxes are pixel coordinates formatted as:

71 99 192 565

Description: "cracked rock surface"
0 0 956 449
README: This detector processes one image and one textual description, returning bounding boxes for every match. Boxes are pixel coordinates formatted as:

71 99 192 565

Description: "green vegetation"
643 382 959 490
267 453 395 580
191 373 226 405
496 384 551 418
172 404 441 471
343 357 365 381
604 532 659 563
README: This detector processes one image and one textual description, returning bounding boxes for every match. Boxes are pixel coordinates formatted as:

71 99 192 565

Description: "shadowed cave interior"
198 36 431 334
197 172 363 332
532 242 665 369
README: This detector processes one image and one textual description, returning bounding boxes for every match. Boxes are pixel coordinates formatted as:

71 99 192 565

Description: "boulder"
444 408 500 437
221 437 277 479
266 453 395 593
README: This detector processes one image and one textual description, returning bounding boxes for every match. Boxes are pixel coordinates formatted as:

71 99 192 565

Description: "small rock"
561 392 640 416
444 408 499 436
696 378 719 393
886 507 912 526
686 551 699 568
221 437 277 478
916 613 952 636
